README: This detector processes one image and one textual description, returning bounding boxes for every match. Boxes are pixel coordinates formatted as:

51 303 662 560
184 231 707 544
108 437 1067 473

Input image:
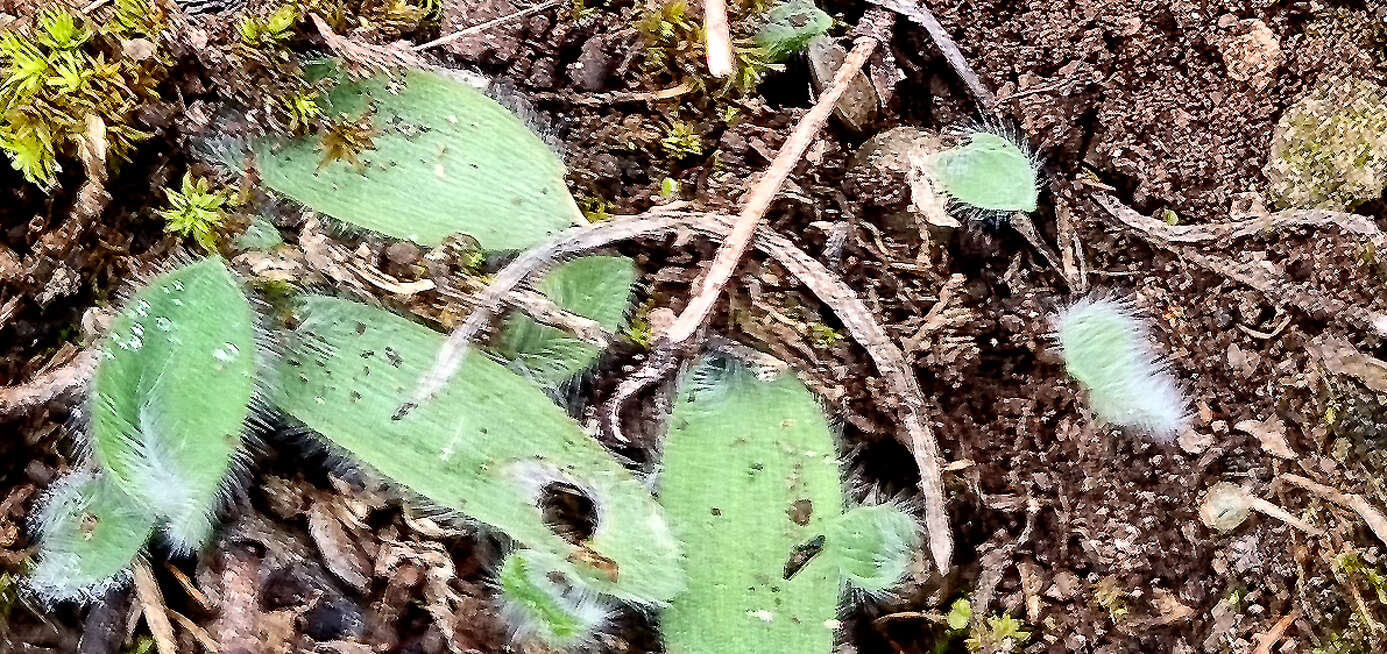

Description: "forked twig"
408 211 956 572
663 8 894 346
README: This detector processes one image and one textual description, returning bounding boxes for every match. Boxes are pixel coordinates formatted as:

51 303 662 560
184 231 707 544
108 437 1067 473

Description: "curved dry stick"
1093 193 1385 247
410 212 955 572
663 8 894 346
1094 193 1387 339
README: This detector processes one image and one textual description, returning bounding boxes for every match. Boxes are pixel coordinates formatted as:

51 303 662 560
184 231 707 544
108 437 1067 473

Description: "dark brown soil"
2 1 1387 653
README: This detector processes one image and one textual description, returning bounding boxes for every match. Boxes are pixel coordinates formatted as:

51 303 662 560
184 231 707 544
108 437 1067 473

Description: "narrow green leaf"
89 257 256 551
273 296 683 604
256 68 583 250
496 256 636 386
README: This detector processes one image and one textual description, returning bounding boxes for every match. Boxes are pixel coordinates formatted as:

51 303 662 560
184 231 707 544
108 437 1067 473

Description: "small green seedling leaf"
274 296 682 604
754 0 833 63
257 67 582 250
497 549 611 648
231 217 283 252
90 257 256 551
29 471 156 602
496 256 637 386
661 359 847 654
1053 296 1187 440
827 504 919 595
929 132 1039 213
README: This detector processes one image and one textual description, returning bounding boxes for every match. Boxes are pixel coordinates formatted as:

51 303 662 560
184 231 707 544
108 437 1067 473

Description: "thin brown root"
1093 192 1387 339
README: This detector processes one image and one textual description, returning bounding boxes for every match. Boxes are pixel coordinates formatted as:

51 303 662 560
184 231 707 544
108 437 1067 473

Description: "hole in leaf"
537 482 598 544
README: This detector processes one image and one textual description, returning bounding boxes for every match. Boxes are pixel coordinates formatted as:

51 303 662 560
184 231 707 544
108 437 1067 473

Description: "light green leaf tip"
660 359 846 654
754 0 833 63
89 257 256 552
273 296 683 604
28 470 156 602
930 132 1038 213
1054 296 1186 440
256 67 583 250
827 504 919 595
232 217 283 252
497 256 637 386
497 549 611 648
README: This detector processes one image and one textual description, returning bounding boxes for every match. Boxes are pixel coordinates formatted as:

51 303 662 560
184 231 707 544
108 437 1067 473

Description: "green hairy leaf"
256 67 582 250
89 257 256 551
497 549 611 648
28 470 156 601
273 296 683 604
929 132 1039 213
661 359 913 654
754 0 833 63
1053 296 1187 440
497 256 637 386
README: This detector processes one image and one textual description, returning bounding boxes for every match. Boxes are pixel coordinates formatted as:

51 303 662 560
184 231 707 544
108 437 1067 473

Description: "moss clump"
0 2 172 187
1264 77 1387 211
158 173 236 251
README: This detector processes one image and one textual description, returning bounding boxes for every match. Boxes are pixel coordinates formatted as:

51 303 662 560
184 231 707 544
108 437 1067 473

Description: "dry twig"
664 8 894 346
132 560 177 654
703 0 734 78
412 0 561 52
408 210 956 571
866 0 999 115
1279 473 1387 548
1094 193 1387 338
0 349 95 415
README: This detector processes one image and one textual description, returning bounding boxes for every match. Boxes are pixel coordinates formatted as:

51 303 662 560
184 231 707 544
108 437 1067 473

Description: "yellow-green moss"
1264 77 1387 211
0 1 172 187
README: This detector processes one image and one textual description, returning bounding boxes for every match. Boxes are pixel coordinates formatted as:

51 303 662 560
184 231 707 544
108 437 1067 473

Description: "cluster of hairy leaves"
0 1 172 186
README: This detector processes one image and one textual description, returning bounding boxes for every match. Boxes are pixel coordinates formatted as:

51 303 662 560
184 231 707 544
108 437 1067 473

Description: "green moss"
965 614 1031 653
0 3 172 186
1264 77 1387 211
158 173 236 251
661 120 704 158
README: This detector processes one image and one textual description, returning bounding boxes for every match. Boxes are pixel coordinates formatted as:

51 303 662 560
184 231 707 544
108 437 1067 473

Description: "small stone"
1218 18 1281 90
384 242 421 266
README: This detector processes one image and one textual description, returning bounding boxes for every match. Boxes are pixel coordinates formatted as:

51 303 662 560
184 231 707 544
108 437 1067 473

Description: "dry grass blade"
1279 473 1387 548
412 0 561 51
132 560 177 654
310 14 425 74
